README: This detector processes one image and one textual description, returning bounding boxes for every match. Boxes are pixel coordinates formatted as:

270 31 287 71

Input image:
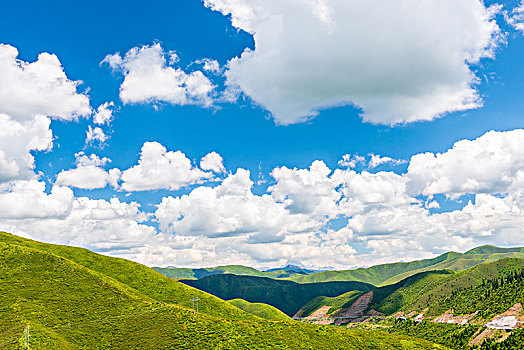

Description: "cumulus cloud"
0 195 156 257
204 0 502 125
200 151 226 173
155 168 318 239
93 101 115 125
56 152 121 190
0 180 74 219
0 43 91 121
269 160 340 217
0 114 52 183
406 129 524 197
119 142 213 191
145 128 524 268
86 126 108 146
102 43 215 107
0 44 93 184
5 129 524 269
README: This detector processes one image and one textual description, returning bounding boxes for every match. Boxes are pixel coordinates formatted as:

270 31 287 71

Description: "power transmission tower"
190 295 200 314
24 324 29 349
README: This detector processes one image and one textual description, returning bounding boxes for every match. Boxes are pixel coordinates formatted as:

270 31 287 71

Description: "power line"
190 295 200 314
24 324 29 350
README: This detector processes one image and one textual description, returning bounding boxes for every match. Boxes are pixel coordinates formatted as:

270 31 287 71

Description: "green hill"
410 257 524 316
464 245 524 255
289 247 524 286
0 232 448 349
367 258 524 316
181 274 374 316
227 299 292 321
0 231 248 320
298 290 364 318
370 270 455 315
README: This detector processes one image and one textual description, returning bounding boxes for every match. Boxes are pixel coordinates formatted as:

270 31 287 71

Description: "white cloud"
338 154 365 169
102 43 215 107
197 58 221 73
149 129 524 267
0 43 91 121
93 101 115 125
205 0 502 125
368 154 407 169
0 114 52 183
0 180 74 219
0 44 93 184
406 129 524 197
269 160 340 217
75 153 110 167
119 142 213 191
86 126 108 146
56 152 121 190
5 129 524 269
0 195 156 257
155 168 318 239
200 151 226 173
506 1 524 34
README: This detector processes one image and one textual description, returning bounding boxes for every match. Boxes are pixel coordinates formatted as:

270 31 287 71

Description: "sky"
0 0 523 269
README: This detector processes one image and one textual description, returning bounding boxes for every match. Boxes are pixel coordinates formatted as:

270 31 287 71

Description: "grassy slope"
298 290 364 317
0 232 447 349
227 299 292 321
421 258 524 316
181 274 373 316
0 232 247 320
371 271 455 315
368 258 524 316
290 247 524 286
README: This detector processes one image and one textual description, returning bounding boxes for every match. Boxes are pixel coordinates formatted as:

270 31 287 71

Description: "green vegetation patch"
228 299 292 321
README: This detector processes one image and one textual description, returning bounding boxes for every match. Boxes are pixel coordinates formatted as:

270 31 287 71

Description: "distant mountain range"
154 245 524 287
153 263 323 280
264 264 326 274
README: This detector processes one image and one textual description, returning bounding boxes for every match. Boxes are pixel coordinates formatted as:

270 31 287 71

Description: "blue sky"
0 0 523 269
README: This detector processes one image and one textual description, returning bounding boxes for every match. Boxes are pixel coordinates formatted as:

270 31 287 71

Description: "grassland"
0 232 448 349
404 258 524 316
359 257 524 317
227 299 292 321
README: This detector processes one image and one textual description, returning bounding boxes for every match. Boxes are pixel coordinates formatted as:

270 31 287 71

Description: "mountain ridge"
154 245 524 287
